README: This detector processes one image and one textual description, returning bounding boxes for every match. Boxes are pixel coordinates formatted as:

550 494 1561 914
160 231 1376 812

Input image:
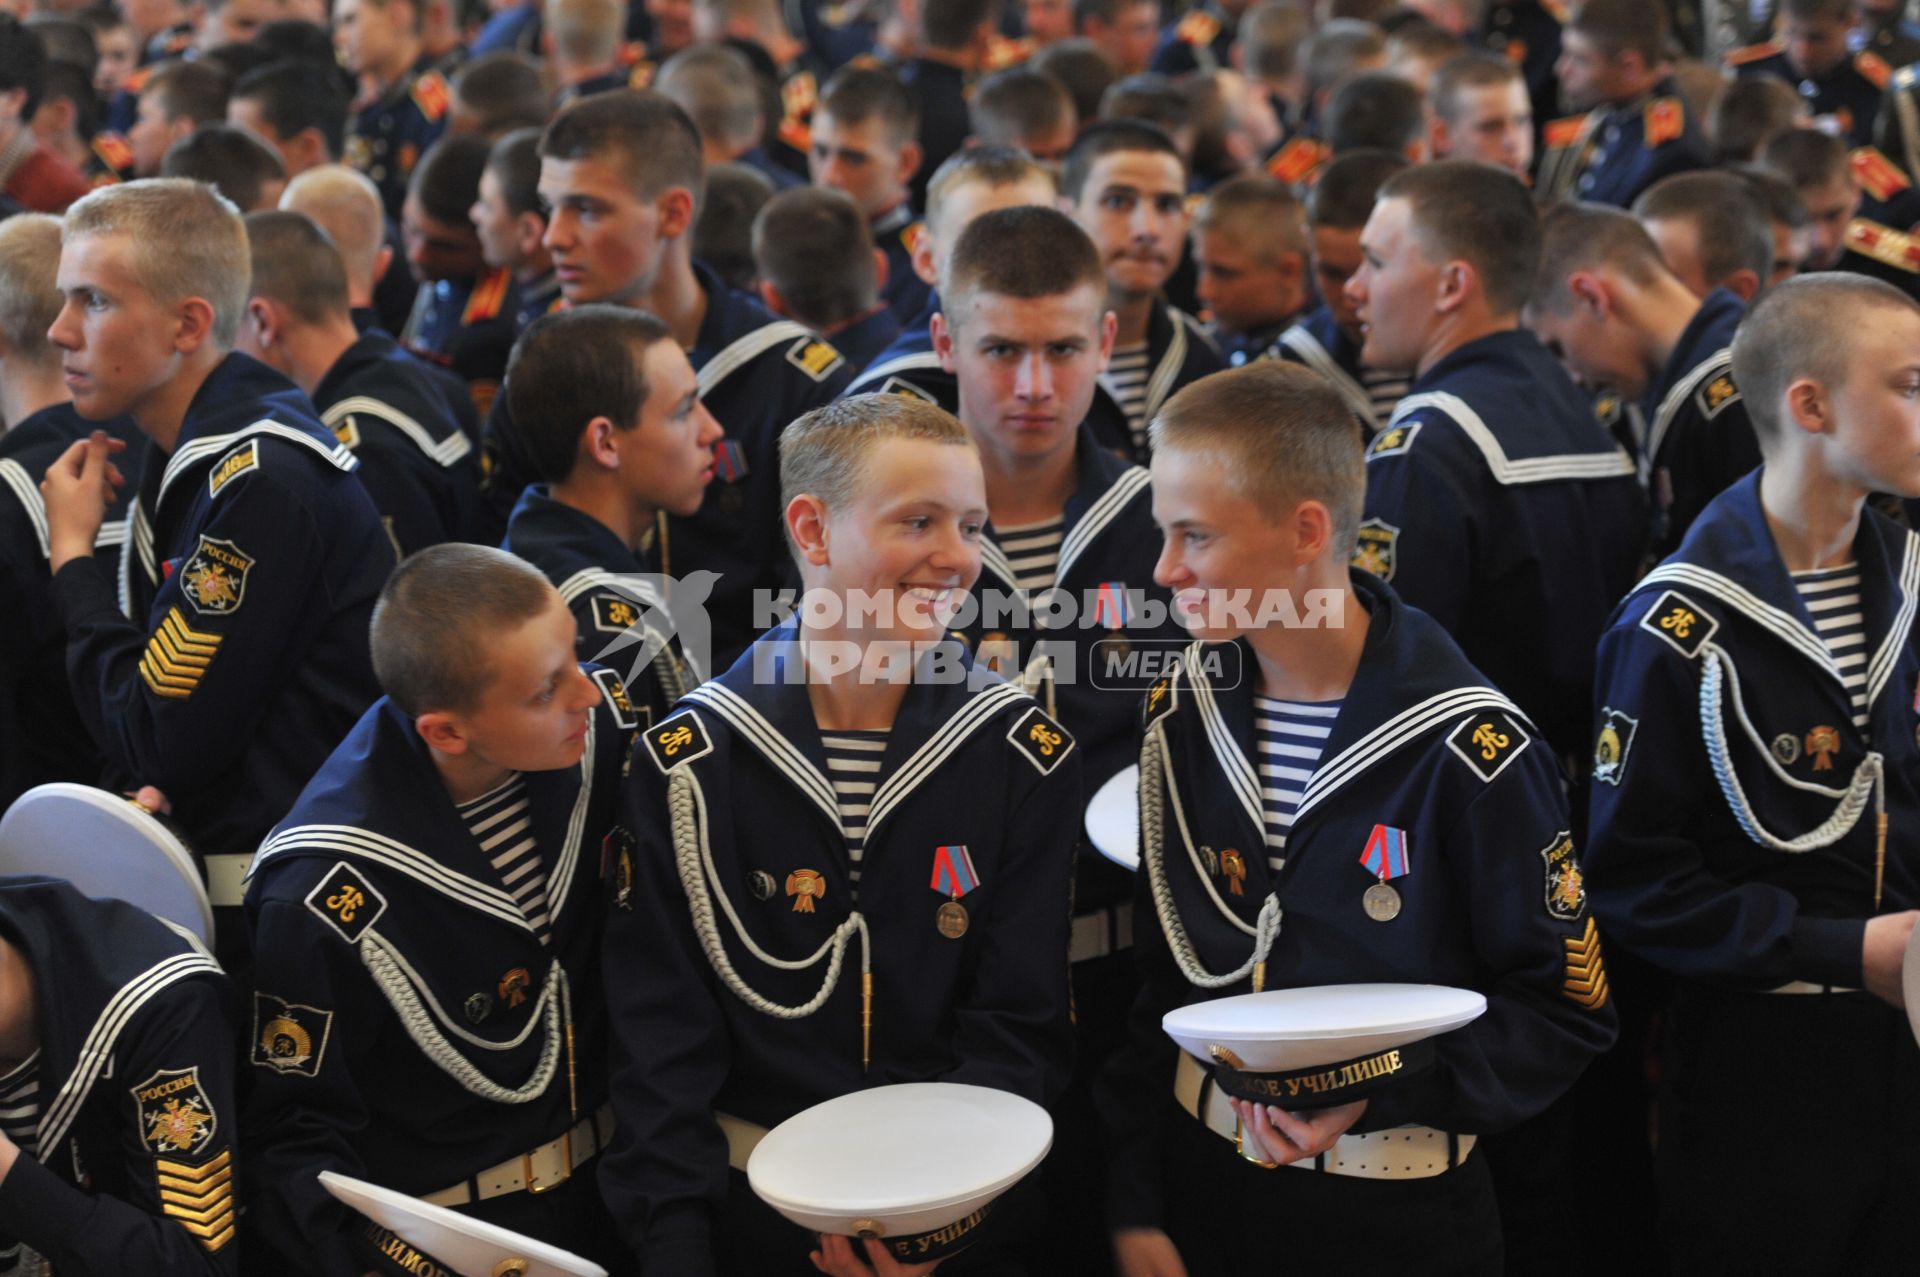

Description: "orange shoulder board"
461 268 512 325
1644 97 1684 147
1851 147 1912 203
411 71 450 123
1724 40 1784 69
1265 137 1327 184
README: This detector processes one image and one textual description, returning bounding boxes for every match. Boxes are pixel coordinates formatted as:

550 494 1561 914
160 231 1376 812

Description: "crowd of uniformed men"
0 0 1917 1273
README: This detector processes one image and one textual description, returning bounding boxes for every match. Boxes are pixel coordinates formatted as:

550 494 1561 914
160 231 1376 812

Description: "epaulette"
618 40 649 66
1264 137 1326 184
1177 10 1220 47
461 267 512 325
985 34 1033 70
1857 50 1892 90
1539 0 1569 21
1851 146 1911 203
410 70 450 123
628 60 656 90
123 66 152 97
778 116 812 153
1644 96 1684 147
91 131 132 174
781 71 819 122
1846 217 1920 273
1543 114 1586 150
900 220 926 256
1724 40 1784 68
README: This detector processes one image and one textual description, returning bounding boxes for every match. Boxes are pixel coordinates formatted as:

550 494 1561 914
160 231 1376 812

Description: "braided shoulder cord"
668 766 870 1018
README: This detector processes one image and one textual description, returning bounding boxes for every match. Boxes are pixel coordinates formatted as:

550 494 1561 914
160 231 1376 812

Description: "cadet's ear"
580 414 622 470
1567 270 1611 317
656 186 696 241
910 228 939 286
1722 268 1761 305
1783 375 1831 437
415 710 469 755
787 493 833 566
1290 497 1335 566
173 294 219 353
931 309 956 373
758 279 789 316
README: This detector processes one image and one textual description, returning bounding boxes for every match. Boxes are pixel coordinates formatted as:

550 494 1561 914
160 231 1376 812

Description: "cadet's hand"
0 1130 17 1183
40 431 126 571
1113 1227 1188 1277
810 1234 941 1276
1230 1097 1369 1165
127 786 172 816
1862 911 1920 1007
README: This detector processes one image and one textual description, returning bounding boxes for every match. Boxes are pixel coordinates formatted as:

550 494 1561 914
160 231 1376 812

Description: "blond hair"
280 165 386 298
0 214 64 365
779 395 978 555
64 179 248 348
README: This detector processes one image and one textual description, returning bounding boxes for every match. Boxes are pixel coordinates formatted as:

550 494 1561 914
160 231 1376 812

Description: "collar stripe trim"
698 320 816 395
1390 391 1636 484
321 396 473 466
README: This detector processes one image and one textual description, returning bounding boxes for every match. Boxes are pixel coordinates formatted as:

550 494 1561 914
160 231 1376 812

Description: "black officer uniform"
50 354 390 870
1357 329 1647 765
599 622 1081 1276
1098 577 1620 1273
401 265 521 422
240 687 635 1276
1536 80 1709 208
0 877 236 1275
841 290 955 408
1729 40 1891 147
1148 3 1236 77
1483 0 1565 136
311 328 482 557
1273 304 1407 438
1212 310 1301 370
1586 473 1920 1273
512 268 564 333
344 54 453 222
1638 287 1759 558
503 484 694 729
872 202 932 325
0 407 139 808
1857 6 1920 69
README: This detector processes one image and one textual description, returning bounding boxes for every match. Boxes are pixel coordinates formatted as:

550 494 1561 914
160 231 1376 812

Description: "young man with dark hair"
0 15 93 211
900 0 998 208
501 305 721 722
124 57 228 180
1759 124 1920 296
1101 359 1616 1276
1075 0 1160 77
1348 160 1646 765
1147 0 1249 76
655 44 799 193
242 543 637 1276
470 126 560 334
1323 69 1426 159
239 209 479 556
1539 0 1708 207
1708 74 1807 165
1587 272 1920 1274
38 179 390 918
1190 173 1312 366
1528 201 1759 558
160 122 286 210
600 394 1080 1277
1061 120 1224 462
752 186 900 375
446 51 550 140
1034 36 1120 124
497 88 853 663
401 133 520 418
969 66 1078 167
335 0 452 221
1426 48 1532 177
1733 164 1817 288
227 58 351 178
1726 0 1887 147
1273 147 1409 435
809 64 928 325
1633 169 1777 302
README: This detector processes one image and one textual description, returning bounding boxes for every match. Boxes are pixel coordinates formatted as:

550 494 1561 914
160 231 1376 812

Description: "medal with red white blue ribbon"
1359 824 1409 922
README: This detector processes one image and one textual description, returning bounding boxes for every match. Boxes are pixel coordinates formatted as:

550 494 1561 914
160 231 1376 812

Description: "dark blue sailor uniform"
1729 42 1890 147
504 484 693 728
311 328 481 556
0 877 236 1275
1273 304 1406 438
1357 329 1647 764
0 406 139 808
1149 4 1236 76
1536 82 1708 209
49 354 390 865
1585 473 1920 1273
344 55 453 222
1638 287 1759 558
823 304 902 378
599 624 1080 1276
1086 302 1224 465
841 289 955 408
871 202 932 325
1212 314 1296 369
401 265 520 421
240 691 633 1276
1097 575 1618 1271
512 269 564 332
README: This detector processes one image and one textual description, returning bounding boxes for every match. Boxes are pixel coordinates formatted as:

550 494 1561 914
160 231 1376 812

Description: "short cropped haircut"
485 127 545 218
1325 71 1423 155
656 45 764 148
1379 160 1538 315
1241 2 1313 82
969 68 1074 148
504 305 677 484
38 58 98 139
1097 73 1193 140
1306 147 1409 230
0 14 49 120
1151 362 1367 556
1568 0 1670 65
1303 20 1387 104
1061 118 1184 201
142 59 230 125
779 395 976 550
1430 50 1522 125
920 0 995 51
753 186 878 329
924 143 1056 237
251 19 340 67
1531 201 1668 313
545 0 622 64
942 204 1105 320
1031 38 1115 126
817 63 919 147
24 15 94 70
1732 165 1811 230
163 123 285 211
0 214 63 364
231 59 350 160
1758 126 1850 190
541 89 706 209
1709 75 1803 165
1194 174 1307 262
1731 273 1920 446
64 179 248 348
693 161 774 290
244 210 348 324
408 133 490 227
371 545 557 717
1631 171 1773 289
279 164 386 288
451 52 549 137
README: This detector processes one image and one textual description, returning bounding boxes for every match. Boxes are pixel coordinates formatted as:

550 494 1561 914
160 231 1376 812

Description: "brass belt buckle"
1233 1117 1278 1170
524 1128 574 1195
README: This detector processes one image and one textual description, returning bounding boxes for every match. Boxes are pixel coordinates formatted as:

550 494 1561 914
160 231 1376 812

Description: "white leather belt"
1173 1052 1472 1179
204 853 250 908
422 1104 614 1206
1766 981 1862 994
1070 902 1133 964
717 1111 768 1172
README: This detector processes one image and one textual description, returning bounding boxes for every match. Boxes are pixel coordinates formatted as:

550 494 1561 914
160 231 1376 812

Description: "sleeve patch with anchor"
1445 710 1531 783
1009 705 1075 775
1638 589 1718 658
646 710 714 773
251 992 334 1078
591 667 640 729
303 862 388 944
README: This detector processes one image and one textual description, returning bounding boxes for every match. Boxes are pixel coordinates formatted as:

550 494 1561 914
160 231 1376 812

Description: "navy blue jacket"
1536 80 1708 208
1586 474 1920 990
240 691 632 1275
842 289 954 408
1087 303 1225 464
1731 45 1888 147
1483 1 1564 130
1099 575 1619 1230
599 624 1080 1275
1358 329 1647 762
1638 288 1759 557
311 329 481 556
0 878 235 1275
1149 3 1236 76
872 203 932 325
400 266 520 419
51 354 390 861
1273 304 1406 437
825 305 904 379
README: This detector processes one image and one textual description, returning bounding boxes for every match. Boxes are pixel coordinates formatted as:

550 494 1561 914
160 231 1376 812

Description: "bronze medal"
936 900 969 939
1362 881 1401 922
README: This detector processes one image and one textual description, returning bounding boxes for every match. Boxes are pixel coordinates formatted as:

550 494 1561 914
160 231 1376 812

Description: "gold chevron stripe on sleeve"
139 607 223 700
1561 917 1611 1009
154 1149 234 1251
